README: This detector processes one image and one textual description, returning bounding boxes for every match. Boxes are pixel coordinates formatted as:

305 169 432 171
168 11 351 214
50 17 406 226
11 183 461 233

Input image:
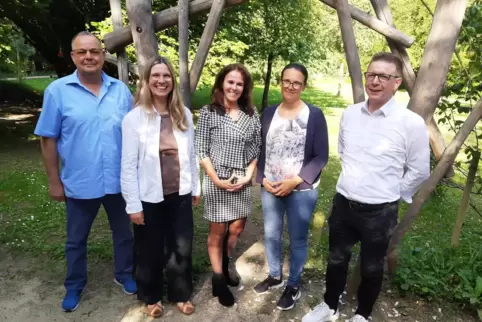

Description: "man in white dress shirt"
302 53 430 322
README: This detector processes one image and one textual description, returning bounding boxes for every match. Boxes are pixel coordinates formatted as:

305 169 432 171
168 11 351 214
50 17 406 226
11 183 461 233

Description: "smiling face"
70 35 104 75
281 68 306 104
148 63 173 100
222 70 244 105
365 60 402 106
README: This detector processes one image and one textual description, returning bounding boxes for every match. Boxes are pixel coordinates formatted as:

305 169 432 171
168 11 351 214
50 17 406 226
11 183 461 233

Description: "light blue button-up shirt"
34 70 133 199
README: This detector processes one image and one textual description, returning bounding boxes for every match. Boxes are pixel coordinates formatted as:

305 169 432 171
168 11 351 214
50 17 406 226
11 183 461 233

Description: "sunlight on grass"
312 211 326 230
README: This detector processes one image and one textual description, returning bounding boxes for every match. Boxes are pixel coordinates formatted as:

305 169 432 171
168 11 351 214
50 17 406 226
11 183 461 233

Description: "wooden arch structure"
103 0 482 295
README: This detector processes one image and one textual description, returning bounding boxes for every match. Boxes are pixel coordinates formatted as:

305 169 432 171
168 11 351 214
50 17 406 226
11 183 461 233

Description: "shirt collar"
362 96 396 117
65 70 112 87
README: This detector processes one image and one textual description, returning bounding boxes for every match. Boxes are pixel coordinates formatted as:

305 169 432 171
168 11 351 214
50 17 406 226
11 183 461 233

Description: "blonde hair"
134 56 187 131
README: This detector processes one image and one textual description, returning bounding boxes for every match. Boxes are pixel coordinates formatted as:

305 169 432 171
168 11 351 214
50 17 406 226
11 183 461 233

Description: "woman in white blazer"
121 56 200 318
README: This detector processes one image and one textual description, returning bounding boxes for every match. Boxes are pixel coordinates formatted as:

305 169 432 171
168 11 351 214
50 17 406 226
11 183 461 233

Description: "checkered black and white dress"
195 105 261 222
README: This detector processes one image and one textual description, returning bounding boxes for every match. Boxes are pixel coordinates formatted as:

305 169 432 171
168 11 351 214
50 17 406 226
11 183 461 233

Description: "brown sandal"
145 302 163 318
177 301 195 315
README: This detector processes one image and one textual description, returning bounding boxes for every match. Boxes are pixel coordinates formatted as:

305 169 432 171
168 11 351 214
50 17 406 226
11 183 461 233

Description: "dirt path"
0 185 477 322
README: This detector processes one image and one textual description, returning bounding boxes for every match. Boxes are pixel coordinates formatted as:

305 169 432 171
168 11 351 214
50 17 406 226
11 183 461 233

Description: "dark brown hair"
210 63 255 116
369 52 403 76
281 62 309 85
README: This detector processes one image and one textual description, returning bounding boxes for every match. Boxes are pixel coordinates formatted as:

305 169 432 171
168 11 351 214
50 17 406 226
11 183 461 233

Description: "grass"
7 78 348 110
1 79 481 316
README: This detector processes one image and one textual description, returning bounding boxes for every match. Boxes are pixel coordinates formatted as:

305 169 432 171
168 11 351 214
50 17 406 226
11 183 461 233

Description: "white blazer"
121 105 201 214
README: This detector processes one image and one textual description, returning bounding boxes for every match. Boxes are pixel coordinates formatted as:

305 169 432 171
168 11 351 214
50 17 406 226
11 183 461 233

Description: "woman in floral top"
254 63 329 311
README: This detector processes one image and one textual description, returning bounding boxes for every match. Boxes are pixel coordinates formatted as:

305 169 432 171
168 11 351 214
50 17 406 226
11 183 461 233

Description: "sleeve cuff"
125 201 143 214
34 130 58 138
400 192 413 204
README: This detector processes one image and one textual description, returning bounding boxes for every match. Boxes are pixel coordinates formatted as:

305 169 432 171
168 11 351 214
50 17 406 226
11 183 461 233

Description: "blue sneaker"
62 290 81 312
114 277 137 295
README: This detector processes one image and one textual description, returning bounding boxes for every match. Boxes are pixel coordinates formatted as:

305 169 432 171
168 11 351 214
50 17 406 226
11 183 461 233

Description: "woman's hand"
192 195 200 206
263 178 279 194
273 177 304 197
129 211 145 225
228 174 252 191
215 174 243 192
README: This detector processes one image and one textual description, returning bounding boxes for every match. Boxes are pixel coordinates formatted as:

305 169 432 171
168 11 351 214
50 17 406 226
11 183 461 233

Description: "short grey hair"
71 31 102 50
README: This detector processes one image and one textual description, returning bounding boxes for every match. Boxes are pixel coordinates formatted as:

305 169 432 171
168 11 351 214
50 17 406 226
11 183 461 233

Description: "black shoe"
276 285 301 311
222 254 240 287
222 234 241 287
253 275 284 294
212 273 235 307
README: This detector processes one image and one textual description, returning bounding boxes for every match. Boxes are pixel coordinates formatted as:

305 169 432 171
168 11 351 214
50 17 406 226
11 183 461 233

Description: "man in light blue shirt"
34 31 136 312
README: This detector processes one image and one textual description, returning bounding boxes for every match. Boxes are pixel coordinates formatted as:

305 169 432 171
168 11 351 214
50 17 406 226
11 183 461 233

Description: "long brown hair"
210 63 255 116
134 56 187 131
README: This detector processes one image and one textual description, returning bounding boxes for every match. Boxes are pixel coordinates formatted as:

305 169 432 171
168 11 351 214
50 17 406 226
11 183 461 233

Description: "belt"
339 194 398 211
160 150 178 157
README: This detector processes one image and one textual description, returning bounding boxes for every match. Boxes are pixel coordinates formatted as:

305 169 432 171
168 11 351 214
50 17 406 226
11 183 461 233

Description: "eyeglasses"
150 74 172 81
71 48 104 56
281 79 303 90
364 72 400 83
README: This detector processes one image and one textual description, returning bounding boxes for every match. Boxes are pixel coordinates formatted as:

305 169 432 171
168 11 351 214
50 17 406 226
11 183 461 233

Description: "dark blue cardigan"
256 103 329 190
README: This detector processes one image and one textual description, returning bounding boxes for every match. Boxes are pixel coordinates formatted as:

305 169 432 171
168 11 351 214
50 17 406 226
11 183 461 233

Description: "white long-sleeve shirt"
121 105 201 214
336 97 430 204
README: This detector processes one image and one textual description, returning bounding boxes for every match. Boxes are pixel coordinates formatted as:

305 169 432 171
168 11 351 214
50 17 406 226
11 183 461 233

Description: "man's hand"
192 195 201 206
273 177 303 197
49 180 65 202
130 211 145 225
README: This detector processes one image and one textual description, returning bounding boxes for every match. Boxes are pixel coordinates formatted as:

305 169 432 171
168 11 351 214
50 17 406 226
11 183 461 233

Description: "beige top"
159 114 180 196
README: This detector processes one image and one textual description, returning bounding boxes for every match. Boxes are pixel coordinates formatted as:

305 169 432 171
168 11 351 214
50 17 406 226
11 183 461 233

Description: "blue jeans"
261 187 319 286
65 193 134 292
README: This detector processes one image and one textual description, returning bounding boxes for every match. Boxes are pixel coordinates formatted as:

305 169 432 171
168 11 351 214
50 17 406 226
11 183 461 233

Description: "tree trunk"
104 0 248 54
387 98 482 275
369 0 454 175
53 60 73 78
407 0 468 121
336 0 365 299
126 0 159 77
262 53 274 110
16 43 21 81
319 0 414 48
109 0 129 85
190 0 226 93
428 119 454 177
337 62 344 97
105 53 139 76
335 0 365 104
178 0 191 108
451 150 480 247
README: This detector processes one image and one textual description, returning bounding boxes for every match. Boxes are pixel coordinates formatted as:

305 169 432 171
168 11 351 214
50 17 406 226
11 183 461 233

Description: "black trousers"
133 192 193 305
324 193 398 319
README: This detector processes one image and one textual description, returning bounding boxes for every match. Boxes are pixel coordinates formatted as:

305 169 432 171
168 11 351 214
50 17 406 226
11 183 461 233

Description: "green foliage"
0 19 36 77
1 0 111 75
222 0 338 78
437 0 481 190
393 186 482 312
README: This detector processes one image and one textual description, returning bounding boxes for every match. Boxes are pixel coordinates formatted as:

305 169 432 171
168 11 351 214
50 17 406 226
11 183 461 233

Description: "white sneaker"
348 314 368 322
302 302 339 322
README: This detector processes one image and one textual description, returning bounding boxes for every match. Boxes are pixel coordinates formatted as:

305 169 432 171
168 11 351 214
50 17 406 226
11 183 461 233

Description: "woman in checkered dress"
195 64 261 307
